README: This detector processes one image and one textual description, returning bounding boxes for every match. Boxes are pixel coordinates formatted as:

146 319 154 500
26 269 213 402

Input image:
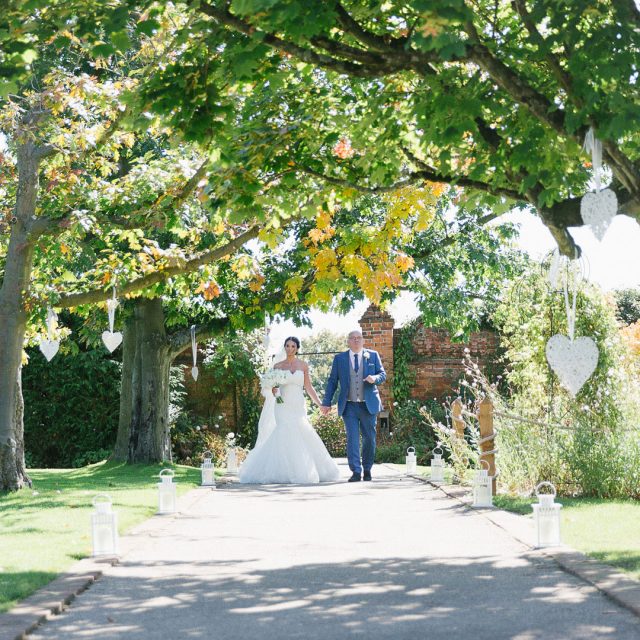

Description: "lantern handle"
535 481 556 498
432 446 443 456
406 447 416 454
92 493 113 507
159 468 175 478
202 450 213 461
479 459 490 471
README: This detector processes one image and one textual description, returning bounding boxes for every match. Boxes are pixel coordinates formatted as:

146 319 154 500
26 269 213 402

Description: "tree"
189 0 639 257
613 288 640 326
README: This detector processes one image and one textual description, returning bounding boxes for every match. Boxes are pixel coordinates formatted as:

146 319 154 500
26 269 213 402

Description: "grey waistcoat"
347 356 365 402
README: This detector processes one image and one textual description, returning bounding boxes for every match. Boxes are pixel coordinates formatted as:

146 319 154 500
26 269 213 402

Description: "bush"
376 399 444 465
22 348 120 467
310 409 347 457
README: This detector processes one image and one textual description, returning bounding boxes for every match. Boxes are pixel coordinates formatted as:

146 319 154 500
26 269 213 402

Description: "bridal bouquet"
260 369 289 404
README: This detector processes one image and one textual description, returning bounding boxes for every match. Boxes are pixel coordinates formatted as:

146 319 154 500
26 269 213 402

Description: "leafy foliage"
22 347 120 468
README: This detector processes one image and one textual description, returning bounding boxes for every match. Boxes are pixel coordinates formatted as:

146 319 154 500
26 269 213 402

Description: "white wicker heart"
39 339 60 362
546 334 599 397
102 330 123 353
580 189 618 241
191 366 199 381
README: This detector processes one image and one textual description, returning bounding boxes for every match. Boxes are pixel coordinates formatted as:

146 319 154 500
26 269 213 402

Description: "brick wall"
359 305 395 411
397 325 500 400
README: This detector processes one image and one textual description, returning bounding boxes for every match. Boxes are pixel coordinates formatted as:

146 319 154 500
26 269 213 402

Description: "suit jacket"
322 349 386 416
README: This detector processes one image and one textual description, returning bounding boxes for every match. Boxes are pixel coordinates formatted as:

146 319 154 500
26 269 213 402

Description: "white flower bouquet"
260 368 289 404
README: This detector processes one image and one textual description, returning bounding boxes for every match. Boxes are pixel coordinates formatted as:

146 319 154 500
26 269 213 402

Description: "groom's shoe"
348 472 362 482
363 471 372 481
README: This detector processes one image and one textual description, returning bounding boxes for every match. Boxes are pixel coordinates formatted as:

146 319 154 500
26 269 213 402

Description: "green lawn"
493 495 640 581
0 461 208 614
387 463 640 581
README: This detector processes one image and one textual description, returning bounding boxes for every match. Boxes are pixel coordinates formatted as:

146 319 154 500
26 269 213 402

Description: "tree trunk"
0 142 40 491
113 298 172 463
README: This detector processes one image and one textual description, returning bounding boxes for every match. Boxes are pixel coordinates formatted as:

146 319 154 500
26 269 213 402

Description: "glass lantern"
472 460 493 507
91 493 119 557
430 446 444 483
201 450 216 487
405 447 417 475
532 481 562 547
226 447 238 474
157 468 177 514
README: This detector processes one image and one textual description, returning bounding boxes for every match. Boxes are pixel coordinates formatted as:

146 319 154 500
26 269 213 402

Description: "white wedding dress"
238 370 341 484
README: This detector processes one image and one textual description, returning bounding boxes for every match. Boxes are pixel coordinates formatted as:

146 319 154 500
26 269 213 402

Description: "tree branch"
55 225 261 309
168 317 230 359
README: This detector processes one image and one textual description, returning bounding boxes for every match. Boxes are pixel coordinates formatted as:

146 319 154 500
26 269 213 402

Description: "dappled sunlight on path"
28 463 640 639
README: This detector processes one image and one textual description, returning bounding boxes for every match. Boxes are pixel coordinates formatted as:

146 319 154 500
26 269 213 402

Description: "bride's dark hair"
284 336 301 353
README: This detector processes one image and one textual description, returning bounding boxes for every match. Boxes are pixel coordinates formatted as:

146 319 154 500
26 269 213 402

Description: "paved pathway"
27 463 640 639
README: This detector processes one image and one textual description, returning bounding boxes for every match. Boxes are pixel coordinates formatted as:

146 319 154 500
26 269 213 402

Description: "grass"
0 460 210 614
386 462 640 581
493 495 640 581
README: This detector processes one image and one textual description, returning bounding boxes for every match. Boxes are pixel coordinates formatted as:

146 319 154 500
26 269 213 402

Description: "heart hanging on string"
102 287 122 352
580 189 618 241
102 330 123 353
580 127 618 241
39 338 60 362
546 334 599 397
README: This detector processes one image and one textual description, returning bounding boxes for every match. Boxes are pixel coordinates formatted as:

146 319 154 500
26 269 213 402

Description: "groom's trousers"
343 401 377 474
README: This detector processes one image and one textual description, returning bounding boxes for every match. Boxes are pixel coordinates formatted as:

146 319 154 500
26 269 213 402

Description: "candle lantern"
532 481 562 547
157 468 177 514
201 450 216 487
429 446 444 483
91 493 119 557
405 447 417 475
472 460 493 508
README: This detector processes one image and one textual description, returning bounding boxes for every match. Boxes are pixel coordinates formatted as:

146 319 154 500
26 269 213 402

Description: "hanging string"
106 287 118 333
583 127 602 193
561 261 578 341
46 307 57 341
191 325 197 369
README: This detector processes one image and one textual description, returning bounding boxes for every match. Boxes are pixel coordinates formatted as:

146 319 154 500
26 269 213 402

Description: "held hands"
320 405 331 416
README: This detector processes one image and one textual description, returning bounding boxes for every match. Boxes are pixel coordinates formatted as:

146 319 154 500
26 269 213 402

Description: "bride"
238 336 341 484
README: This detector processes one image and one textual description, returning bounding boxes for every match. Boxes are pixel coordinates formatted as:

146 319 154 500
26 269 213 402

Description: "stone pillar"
359 305 395 415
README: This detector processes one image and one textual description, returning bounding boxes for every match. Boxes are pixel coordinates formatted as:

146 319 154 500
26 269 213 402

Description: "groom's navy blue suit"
322 350 386 475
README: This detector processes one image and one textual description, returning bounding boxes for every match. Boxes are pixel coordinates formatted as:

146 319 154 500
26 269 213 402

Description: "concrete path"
26 463 640 639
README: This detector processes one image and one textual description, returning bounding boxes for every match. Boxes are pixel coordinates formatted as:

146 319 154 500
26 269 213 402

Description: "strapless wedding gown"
239 370 341 484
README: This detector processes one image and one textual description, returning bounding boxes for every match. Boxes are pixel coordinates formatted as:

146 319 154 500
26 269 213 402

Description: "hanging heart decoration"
545 258 599 397
102 287 123 353
39 308 60 362
546 335 599 397
191 325 199 381
580 128 617 241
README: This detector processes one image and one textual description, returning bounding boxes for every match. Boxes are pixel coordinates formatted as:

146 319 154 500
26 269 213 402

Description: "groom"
321 330 386 482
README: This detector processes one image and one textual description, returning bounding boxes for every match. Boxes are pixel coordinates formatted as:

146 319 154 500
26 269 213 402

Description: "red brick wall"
397 326 500 400
359 306 395 411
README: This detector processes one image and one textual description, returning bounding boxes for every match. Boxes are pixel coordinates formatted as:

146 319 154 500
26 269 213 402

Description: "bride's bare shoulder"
273 360 287 369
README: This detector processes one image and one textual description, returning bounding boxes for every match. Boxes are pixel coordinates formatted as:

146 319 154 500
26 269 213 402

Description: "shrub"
310 409 347 457
22 347 120 468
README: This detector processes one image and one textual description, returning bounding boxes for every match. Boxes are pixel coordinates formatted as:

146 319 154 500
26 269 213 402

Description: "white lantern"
157 469 177 514
430 446 444 483
226 446 238 474
405 447 417 475
201 450 216 487
532 481 562 547
91 493 119 557
472 460 493 508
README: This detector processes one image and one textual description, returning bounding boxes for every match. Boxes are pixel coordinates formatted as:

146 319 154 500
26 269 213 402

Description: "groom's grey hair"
347 329 363 339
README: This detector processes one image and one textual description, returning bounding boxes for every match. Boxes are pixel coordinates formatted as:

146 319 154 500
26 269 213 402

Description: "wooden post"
451 398 465 439
477 397 496 495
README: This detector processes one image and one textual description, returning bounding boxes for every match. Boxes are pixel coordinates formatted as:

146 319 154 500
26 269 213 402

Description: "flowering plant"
260 368 289 404
226 432 236 447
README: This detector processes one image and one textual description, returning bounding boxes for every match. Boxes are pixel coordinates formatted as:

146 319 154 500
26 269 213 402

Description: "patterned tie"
354 353 359 372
